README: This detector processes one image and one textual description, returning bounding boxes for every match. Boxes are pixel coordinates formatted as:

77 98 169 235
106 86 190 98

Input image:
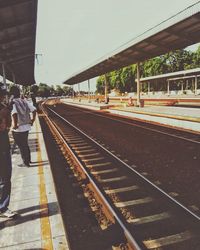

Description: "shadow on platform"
0 201 58 229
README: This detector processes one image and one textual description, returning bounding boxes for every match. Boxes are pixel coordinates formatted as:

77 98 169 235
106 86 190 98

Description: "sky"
35 0 200 91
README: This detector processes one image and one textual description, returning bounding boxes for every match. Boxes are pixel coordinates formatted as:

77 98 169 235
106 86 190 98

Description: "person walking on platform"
0 84 17 218
10 86 36 167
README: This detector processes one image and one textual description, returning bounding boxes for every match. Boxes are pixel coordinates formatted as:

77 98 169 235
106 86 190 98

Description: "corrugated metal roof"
0 0 38 85
64 2 200 85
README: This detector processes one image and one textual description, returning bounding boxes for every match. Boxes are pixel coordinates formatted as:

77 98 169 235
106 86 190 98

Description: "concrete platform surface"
0 116 69 250
61 98 200 133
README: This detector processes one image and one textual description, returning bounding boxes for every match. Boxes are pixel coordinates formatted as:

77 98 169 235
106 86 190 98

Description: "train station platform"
61 98 200 133
0 116 69 249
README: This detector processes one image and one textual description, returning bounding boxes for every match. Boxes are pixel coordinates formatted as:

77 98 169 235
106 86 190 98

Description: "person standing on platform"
10 86 36 167
30 92 37 109
0 84 17 218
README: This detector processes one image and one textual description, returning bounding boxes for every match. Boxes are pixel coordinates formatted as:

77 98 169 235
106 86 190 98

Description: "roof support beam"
129 47 156 58
0 0 33 9
0 35 33 48
0 45 34 58
166 30 193 44
147 40 171 51
193 13 200 21
0 48 34 62
0 20 33 33
165 18 200 44
4 53 34 64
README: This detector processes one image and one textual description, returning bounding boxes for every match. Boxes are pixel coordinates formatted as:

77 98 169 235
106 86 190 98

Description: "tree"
193 45 200 67
30 85 39 95
96 46 200 93
121 66 136 92
110 69 123 91
37 83 51 97
55 85 64 96
164 49 194 72
63 85 72 96
143 57 165 77
96 75 105 94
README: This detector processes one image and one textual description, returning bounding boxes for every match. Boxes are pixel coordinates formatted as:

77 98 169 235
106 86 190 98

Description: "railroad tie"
82 157 105 163
86 162 112 168
91 168 118 175
99 176 127 183
71 145 91 150
105 185 139 194
127 212 171 225
78 152 100 158
114 197 153 208
75 148 96 153
143 230 193 249
70 142 88 147
67 139 85 143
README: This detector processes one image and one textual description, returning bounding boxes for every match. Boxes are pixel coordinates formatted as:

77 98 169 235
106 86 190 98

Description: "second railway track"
41 103 200 250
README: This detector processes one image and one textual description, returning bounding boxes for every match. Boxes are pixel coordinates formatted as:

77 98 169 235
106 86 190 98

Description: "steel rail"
66 104 200 144
41 103 141 250
46 105 200 222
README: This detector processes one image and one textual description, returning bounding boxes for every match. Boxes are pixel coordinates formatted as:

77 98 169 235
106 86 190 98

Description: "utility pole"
136 62 141 106
104 74 108 103
88 79 91 102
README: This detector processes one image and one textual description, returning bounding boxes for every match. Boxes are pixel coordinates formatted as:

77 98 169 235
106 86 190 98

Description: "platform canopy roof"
64 2 200 85
0 0 38 86
138 68 200 83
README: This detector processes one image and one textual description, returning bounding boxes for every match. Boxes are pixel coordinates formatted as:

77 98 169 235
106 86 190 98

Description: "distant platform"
61 98 200 133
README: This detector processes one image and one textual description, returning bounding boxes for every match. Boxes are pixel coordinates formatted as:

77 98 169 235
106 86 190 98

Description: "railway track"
50 103 200 212
42 103 200 250
61 103 200 144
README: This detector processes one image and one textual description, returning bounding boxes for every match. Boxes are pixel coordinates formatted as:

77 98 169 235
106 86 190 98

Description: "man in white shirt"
10 86 36 167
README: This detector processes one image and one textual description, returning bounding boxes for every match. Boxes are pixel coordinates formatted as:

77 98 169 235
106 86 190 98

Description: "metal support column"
194 75 197 95
186 80 189 90
104 74 108 103
78 83 80 96
167 80 170 95
191 79 193 92
136 62 141 106
88 79 91 102
148 82 150 96
72 85 75 99
181 81 184 94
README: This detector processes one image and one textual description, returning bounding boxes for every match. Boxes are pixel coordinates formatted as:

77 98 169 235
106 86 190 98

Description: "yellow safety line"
36 119 53 250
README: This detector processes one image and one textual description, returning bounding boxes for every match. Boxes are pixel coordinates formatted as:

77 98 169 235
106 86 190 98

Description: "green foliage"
55 85 64 96
193 45 200 67
110 69 122 90
30 85 39 95
96 47 200 93
31 83 72 97
96 75 105 94
63 85 73 95
37 83 51 97
164 50 194 72
121 66 136 92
